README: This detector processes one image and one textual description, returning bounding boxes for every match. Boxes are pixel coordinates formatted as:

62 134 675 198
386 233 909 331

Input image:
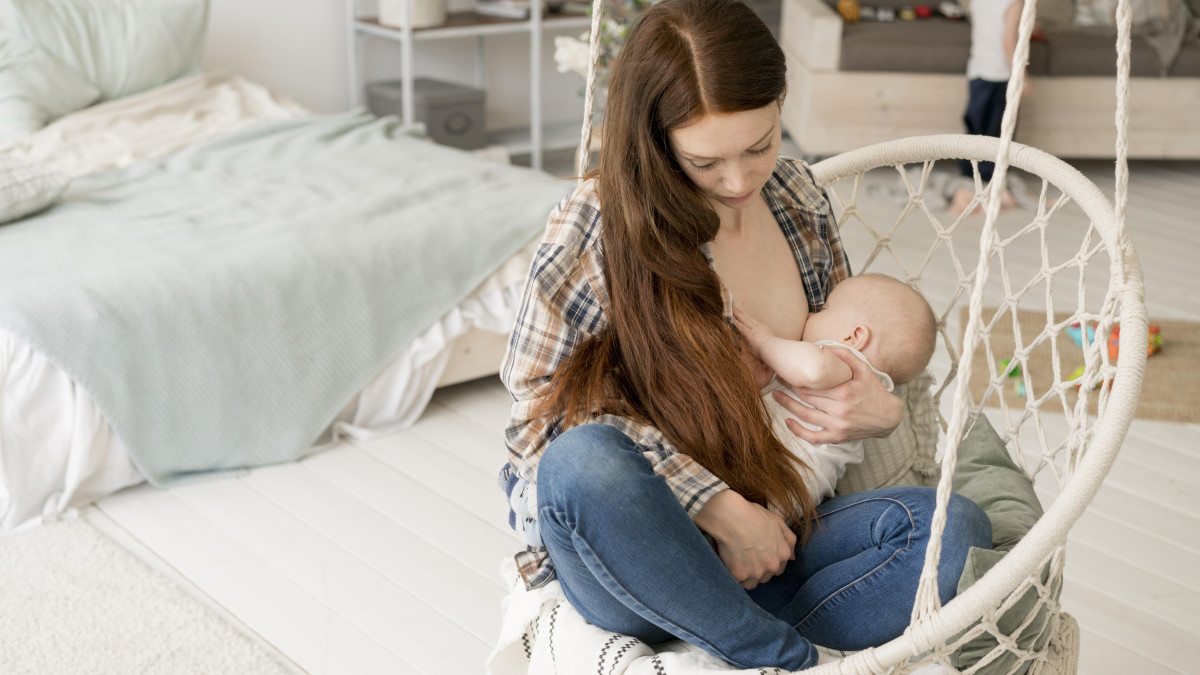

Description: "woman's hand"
772 346 903 444
695 489 796 590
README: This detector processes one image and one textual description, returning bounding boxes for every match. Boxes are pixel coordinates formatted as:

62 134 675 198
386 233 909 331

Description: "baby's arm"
733 307 853 390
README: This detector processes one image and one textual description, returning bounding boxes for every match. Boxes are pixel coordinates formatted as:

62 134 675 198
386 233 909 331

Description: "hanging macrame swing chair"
570 0 1148 673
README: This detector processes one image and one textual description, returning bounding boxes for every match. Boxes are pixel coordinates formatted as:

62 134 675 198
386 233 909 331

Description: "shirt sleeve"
501 185 728 519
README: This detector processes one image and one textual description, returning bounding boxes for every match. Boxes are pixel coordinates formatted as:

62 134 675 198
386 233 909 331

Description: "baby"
734 273 938 504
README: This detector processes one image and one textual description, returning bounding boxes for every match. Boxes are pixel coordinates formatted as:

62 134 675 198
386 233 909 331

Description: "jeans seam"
792 497 916 631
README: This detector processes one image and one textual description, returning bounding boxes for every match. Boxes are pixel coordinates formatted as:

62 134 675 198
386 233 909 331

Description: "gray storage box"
366 78 487 150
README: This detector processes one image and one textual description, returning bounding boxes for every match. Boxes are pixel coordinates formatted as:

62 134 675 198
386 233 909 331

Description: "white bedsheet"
0 71 536 531
0 71 309 178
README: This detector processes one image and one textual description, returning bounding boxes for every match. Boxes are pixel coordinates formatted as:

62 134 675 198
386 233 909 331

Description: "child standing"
951 0 1026 214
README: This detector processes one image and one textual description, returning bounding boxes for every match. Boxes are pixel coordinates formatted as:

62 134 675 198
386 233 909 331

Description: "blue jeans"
536 423 992 671
958 78 1010 182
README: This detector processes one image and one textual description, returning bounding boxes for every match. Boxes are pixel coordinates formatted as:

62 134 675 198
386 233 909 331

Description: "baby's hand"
732 306 774 355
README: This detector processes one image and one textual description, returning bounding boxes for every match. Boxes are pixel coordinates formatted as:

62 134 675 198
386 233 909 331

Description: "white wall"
203 0 588 131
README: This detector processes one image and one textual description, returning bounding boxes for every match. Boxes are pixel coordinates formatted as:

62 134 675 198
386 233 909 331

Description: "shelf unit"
346 1 591 170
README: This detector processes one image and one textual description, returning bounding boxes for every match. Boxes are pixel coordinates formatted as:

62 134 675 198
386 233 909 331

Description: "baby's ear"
844 324 870 350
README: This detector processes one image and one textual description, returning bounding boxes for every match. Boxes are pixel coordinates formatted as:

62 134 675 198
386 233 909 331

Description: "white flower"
553 35 591 78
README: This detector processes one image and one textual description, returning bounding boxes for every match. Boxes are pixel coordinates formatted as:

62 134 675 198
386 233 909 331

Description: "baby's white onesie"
761 341 894 505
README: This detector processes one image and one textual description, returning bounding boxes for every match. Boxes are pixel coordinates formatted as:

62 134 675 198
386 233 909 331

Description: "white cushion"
0 30 101 139
10 0 209 101
0 155 69 224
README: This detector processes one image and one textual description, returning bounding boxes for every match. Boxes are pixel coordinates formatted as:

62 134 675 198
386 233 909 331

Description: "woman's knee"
862 487 991 598
945 492 992 550
878 487 991 549
536 423 648 506
934 492 992 600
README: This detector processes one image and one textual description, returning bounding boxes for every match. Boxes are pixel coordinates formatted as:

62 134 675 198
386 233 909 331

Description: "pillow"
948 414 1056 675
10 0 209 101
949 548 1058 675
839 370 941 494
0 30 101 140
950 413 1043 552
0 155 70 224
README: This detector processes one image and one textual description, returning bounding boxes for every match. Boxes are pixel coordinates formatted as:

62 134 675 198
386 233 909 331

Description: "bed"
0 70 562 532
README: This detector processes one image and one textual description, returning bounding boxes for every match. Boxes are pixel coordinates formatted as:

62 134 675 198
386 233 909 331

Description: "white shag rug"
0 517 295 675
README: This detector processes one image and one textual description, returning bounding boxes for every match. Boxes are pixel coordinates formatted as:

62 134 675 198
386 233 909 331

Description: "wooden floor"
93 156 1200 674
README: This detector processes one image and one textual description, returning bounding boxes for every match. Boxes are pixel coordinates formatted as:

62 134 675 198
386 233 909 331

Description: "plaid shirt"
500 156 851 590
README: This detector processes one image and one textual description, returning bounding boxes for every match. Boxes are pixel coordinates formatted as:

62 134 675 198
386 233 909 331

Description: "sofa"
779 0 1200 158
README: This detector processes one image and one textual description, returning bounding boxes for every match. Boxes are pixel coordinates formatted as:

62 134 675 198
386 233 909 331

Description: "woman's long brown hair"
540 0 815 532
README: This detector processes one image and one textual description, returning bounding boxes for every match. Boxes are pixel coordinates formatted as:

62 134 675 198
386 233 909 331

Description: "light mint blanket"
0 111 567 484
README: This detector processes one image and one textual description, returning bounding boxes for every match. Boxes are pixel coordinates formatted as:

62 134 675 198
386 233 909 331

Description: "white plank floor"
93 156 1200 674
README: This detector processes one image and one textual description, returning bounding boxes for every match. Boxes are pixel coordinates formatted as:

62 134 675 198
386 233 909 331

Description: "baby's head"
802 274 938 385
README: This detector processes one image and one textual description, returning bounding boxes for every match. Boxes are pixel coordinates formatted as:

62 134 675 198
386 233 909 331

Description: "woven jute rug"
961 308 1199 424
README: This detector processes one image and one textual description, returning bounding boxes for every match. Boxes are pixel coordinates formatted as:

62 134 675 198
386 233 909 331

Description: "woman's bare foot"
949 186 975 215
948 186 1016 216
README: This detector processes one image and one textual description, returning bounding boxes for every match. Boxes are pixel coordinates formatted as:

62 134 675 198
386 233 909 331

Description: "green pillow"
951 414 1044 553
948 415 1057 675
949 548 1058 675
10 0 209 102
0 30 101 140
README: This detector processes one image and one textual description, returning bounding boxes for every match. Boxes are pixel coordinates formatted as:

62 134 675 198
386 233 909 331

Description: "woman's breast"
712 223 810 341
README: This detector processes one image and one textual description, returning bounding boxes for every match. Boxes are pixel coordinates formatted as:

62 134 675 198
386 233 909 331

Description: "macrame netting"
570 0 1147 673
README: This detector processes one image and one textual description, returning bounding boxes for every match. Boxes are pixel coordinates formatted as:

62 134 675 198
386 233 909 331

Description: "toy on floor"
860 5 876 20
1067 321 1097 348
1069 365 1105 392
1107 323 1162 361
1001 358 1027 397
876 6 896 21
914 4 933 18
899 5 916 19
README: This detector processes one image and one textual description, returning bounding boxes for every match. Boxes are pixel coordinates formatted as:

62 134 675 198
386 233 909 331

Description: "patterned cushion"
0 155 69 224
838 370 940 494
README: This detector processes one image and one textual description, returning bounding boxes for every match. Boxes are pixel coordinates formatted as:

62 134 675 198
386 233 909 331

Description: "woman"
498 0 991 669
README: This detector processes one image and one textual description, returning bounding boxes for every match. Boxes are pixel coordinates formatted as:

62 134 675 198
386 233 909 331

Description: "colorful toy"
1001 358 1026 397
914 4 933 18
1069 365 1104 392
1107 323 1162 361
1070 365 1084 392
837 0 861 21
1066 322 1097 348
899 5 916 20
